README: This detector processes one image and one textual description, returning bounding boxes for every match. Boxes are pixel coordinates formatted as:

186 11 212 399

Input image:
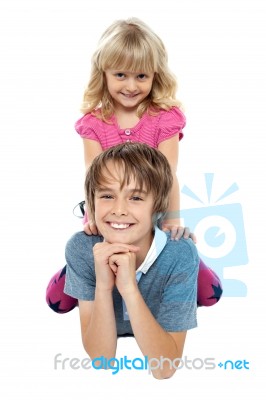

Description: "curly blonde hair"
81 18 182 121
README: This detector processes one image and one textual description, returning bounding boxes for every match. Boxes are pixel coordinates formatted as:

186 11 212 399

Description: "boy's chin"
102 232 133 245
105 237 132 245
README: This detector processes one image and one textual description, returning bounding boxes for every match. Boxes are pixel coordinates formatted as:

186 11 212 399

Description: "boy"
64 142 199 379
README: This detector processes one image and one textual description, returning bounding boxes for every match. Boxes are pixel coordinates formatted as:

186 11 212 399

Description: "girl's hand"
83 221 99 236
161 219 197 243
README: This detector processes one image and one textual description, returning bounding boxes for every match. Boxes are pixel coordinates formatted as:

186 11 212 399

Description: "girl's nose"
125 78 137 92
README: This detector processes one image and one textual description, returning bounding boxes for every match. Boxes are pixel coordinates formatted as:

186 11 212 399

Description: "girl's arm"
158 136 194 240
82 139 103 234
83 139 103 170
158 137 182 234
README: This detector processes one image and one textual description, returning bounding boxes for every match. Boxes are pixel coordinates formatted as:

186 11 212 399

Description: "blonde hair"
81 18 182 121
85 142 173 223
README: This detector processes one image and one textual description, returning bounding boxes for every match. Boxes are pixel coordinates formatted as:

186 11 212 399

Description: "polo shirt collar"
136 226 167 276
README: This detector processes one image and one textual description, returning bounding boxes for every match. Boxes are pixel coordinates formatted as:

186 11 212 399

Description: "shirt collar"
136 226 167 275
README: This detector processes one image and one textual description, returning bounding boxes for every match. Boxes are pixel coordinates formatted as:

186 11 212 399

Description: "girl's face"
105 69 154 113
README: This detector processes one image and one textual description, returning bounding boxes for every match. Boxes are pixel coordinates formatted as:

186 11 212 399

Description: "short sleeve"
157 107 186 144
64 232 100 301
157 240 199 332
74 113 99 141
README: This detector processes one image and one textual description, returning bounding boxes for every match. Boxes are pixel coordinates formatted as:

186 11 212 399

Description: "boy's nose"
111 200 128 216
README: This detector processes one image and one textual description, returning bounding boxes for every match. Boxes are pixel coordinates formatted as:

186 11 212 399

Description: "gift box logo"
180 173 248 297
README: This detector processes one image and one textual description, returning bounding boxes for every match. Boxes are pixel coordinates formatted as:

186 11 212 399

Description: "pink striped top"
75 107 185 150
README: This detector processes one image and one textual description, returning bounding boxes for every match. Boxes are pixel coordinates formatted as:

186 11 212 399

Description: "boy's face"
94 161 154 251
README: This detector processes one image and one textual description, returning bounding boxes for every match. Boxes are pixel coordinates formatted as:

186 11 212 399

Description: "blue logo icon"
180 173 248 297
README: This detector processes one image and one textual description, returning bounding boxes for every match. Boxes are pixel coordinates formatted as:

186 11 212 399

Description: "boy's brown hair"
85 142 173 222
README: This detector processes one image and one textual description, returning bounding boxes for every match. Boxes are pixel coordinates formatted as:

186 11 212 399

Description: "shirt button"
125 129 131 136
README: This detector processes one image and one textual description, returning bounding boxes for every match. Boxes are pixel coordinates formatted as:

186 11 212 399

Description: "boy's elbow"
151 361 180 380
152 368 177 380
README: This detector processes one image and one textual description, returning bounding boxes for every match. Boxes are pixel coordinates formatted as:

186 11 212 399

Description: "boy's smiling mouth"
108 222 133 230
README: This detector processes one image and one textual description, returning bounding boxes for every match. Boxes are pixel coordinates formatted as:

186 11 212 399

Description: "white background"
0 0 265 398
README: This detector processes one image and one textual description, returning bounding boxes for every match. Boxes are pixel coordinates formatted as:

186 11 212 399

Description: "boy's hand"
93 242 139 291
93 242 116 291
109 250 139 296
161 219 197 243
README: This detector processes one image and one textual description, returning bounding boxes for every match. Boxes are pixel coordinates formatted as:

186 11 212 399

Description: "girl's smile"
105 69 154 112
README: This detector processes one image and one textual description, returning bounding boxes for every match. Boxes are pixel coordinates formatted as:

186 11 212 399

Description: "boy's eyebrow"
95 186 113 193
96 186 148 194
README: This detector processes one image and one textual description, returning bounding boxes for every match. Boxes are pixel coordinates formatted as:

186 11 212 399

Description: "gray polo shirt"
64 230 199 336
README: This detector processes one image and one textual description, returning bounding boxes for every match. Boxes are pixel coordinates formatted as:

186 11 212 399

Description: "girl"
46 18 222 314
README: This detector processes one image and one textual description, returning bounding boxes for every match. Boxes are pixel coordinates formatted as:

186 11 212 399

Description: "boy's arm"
122 290 187 379
64 235 118 362
78 291 117 362
79 242 139 362
116 240 198 380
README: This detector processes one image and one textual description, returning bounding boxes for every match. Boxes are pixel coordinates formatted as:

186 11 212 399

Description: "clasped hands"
93 242 140 296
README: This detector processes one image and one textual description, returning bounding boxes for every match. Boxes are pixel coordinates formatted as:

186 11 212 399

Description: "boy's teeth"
110 223 130 229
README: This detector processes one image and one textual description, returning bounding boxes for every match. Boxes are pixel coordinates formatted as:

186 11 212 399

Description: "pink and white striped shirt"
75 107 185 149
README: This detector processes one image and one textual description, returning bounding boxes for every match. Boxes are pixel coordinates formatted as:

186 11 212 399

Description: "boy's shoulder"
160 232 199 269
164 231 197 251
66 231 103 254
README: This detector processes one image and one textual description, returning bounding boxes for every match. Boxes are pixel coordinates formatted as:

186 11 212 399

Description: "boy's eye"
130 196 143 201
100 194 113 199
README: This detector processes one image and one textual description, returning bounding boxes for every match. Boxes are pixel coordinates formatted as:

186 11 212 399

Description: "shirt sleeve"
157 239 199 332
74 113 100 141
157 107 186 144
64 232 98 301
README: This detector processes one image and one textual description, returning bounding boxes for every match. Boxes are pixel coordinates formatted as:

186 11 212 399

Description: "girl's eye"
137 74 146 80
115 73 125 78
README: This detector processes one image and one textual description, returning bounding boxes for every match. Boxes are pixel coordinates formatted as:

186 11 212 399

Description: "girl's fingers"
89 222 99 235
83 223 93 235
190 233 197 243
